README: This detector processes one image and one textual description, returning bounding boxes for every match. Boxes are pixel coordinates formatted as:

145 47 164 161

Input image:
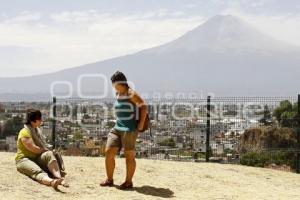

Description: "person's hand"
137 124 143 133
40 147 49 153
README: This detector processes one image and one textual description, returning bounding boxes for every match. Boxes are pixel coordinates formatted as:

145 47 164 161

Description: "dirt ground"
1 152 300 200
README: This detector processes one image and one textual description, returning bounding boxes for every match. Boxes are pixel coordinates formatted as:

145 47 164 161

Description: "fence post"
297 94 300 173
52 96 57 150
206 96 211 162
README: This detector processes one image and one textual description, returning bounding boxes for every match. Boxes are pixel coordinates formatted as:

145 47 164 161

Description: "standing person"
15 109 68 189
100 71 148 190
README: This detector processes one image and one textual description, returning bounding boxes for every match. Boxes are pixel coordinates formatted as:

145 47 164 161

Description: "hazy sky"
0 0 299 77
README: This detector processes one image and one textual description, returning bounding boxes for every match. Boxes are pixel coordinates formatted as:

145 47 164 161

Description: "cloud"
2 11 41 23
220 6 300 47
243 14 300 47
0 10 204 77
0 6 300 77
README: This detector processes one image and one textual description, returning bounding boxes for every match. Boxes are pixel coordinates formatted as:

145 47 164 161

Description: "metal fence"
51 95 300 173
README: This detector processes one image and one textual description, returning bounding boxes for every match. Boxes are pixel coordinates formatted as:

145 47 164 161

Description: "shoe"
119 181 133 190
100 179 114 187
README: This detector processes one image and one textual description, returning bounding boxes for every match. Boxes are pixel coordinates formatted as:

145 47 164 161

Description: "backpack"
136 106 150 132
125 90 150 132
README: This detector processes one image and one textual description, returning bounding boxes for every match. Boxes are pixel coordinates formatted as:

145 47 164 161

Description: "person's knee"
105 148 117 158
42 151 56 164
44 150 54 158
33 171 48 182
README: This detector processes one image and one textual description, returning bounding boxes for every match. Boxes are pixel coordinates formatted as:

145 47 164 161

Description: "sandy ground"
1 152 300 200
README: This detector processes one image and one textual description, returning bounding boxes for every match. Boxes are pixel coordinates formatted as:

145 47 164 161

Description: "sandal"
100 179 114 187
119 181 133 190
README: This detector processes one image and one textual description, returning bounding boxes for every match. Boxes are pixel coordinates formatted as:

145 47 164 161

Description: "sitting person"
15 109 68 189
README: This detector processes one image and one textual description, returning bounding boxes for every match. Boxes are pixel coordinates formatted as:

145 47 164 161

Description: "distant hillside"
1 15 300 101
239 127 297 152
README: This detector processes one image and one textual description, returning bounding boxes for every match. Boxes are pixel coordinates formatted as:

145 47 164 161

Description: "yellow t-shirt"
15 128 39 161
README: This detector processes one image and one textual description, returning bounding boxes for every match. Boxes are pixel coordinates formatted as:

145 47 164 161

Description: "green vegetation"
73 130 83 141
239 99 299 170
259 105 273 125
273 100 298 127
158 138 176 148
0 116 23 139
72 105 78 119
240 151 296 169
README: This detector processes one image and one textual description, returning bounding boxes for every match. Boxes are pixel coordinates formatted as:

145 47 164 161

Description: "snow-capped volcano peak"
152 15 294 54
1 15 300 99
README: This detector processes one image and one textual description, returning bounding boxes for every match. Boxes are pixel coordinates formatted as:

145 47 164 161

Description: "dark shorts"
106 128 138 151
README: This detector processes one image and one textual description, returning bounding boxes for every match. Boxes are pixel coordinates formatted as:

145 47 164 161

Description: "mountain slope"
1 15 300 101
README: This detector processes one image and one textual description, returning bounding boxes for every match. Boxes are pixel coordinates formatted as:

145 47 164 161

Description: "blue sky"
0 0 300 77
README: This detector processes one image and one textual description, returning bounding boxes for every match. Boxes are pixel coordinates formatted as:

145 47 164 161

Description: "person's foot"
119 181 133 190
50 178 64 189
100 179 114 187
61 179 70 187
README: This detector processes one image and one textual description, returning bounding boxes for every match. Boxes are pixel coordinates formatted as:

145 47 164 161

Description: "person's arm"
21 137 48 154
130 91 147 132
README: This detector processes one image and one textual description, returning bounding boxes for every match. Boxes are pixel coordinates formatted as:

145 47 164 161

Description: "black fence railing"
51 95 300 173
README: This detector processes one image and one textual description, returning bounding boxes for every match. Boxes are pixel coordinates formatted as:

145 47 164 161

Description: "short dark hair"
25 109 42 125
111 71 129 88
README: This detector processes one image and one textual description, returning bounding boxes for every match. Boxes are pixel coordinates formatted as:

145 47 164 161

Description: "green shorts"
16 151 57 181
106 128 138 151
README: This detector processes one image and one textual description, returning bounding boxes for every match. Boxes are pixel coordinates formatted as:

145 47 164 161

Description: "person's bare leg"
124 150 136 183
105 147 119 181
47 160 69 187
47 160 61 179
